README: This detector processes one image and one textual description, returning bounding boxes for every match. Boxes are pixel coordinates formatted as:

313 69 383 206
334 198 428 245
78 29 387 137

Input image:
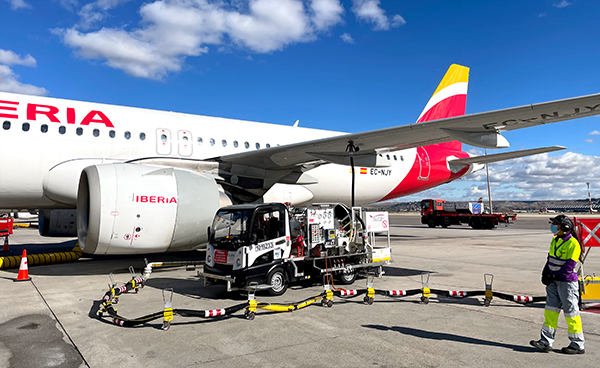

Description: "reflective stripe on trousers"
540 281 584 349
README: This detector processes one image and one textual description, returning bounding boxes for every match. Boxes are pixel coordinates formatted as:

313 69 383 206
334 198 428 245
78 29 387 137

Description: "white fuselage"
0 91 419 210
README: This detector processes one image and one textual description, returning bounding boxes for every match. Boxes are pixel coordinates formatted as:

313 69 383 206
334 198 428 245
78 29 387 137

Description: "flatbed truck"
421 199 517 229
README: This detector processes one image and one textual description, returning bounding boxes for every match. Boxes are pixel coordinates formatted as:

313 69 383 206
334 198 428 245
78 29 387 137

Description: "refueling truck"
421 199 517 229
200 203 391 295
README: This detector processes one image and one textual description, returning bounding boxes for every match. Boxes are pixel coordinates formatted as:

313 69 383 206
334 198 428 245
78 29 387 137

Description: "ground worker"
530 215 585 354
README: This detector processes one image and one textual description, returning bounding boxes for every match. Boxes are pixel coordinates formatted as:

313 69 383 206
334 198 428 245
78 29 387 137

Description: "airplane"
1 64 599 255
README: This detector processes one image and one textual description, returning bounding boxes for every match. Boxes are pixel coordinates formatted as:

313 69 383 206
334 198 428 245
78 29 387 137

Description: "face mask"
551 224 559 234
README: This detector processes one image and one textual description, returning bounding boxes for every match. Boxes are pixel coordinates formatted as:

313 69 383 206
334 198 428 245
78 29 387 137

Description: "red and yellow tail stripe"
416 64 469 123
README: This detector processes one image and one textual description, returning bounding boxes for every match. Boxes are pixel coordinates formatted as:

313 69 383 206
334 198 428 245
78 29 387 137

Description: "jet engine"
77 163 227 255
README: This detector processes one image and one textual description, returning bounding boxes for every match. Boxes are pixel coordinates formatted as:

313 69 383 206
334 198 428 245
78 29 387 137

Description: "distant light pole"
485 149 493 213
587 182 593 214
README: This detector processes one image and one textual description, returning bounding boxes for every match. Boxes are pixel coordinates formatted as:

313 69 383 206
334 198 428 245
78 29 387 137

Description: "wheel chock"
162 288 174 331
421 272 430 304
484 274 494 307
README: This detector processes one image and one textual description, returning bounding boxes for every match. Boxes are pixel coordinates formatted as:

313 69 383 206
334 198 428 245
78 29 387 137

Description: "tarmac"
1 213 599 367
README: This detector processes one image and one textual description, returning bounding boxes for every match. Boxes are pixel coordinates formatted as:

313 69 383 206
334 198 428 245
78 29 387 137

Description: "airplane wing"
447 146 566 169
215 93 600 170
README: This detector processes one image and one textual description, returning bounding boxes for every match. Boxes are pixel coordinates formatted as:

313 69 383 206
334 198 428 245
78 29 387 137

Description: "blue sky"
1 0 599 201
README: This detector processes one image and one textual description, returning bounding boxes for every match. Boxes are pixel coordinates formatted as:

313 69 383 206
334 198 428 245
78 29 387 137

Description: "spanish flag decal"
360 168 368 174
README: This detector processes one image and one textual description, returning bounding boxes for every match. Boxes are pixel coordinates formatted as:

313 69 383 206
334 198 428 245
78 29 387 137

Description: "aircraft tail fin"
417 64 469 150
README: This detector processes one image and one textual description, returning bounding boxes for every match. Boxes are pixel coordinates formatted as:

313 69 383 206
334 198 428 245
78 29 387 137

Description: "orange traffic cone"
1 236 9 252
14 249 31 282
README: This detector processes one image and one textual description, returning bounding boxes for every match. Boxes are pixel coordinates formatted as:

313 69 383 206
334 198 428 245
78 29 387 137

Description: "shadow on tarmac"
362 324 539 352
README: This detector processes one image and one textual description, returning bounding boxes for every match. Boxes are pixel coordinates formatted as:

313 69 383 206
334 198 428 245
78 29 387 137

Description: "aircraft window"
222 139 227 147
210 138 215 146
393 155 397 161
266 143 271 148
2 121 9 130
59 126 66 134
400 156 404 161
109 130 115 138
233 140 238 148
378 154 382 157
41 124 48 133
386 154 390 160
140 132 146 140
161 134 167 142
76 127 83 136
93 129 100 137
255 143 260 149
183 136 189 141
197 137 203 145
22 122 30 131
244 141 249 149
125 131 131 139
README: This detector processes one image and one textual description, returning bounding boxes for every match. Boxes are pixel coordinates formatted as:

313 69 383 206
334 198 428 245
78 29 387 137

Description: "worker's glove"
541 264 554 286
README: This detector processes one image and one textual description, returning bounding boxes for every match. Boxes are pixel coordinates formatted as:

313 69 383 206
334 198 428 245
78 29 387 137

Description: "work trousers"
540 281 585 349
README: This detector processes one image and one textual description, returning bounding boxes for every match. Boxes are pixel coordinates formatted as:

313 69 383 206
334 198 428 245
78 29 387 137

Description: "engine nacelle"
39 209 77 237
77 164 223 255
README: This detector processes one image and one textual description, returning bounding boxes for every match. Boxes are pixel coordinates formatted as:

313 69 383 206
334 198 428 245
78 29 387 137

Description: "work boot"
561 346 585 355
530 340 551 352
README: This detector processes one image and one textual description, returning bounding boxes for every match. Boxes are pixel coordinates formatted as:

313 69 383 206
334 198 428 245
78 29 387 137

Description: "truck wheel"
441 218 450 228
427 219 436 228
337 268 357 285
267 268 288 296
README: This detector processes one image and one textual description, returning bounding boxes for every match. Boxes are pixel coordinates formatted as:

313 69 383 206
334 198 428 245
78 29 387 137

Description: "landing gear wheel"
337 268 357 285
245 310 256 320
267 268 288 296
420 296 429 304
484 299 491 307
427 219 436 228
364 296 374 305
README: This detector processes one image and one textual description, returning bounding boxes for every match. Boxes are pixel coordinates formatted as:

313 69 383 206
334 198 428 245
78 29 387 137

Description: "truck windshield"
211 209 252 250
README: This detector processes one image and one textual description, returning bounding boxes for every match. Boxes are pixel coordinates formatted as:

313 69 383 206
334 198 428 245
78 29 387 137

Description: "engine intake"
77 164 222 255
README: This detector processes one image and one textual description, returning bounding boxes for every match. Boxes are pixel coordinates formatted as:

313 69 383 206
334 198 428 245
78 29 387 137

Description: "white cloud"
340 32 354 44
461 152 600 200
0 65 48 96
589 130 600 136
310 0 344 31
6 0 30 10
77 0 132 29
0 49 37 67
59 0 347 80
351 0 405 31
0 49 46 95
55 0 78 11
553 0 571 8
584 138 594 144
